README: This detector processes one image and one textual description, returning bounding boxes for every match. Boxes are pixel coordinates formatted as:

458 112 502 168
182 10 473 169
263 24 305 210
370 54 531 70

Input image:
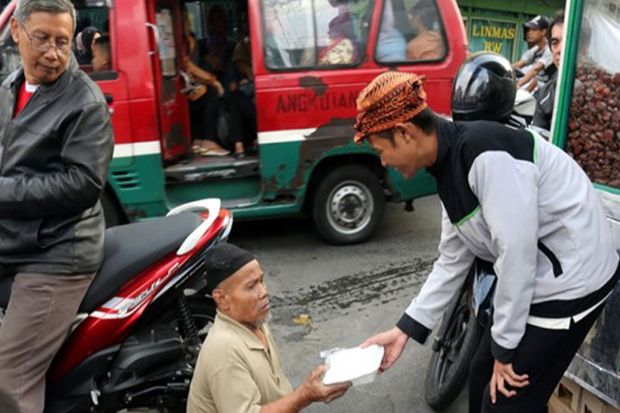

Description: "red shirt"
13 82 35 118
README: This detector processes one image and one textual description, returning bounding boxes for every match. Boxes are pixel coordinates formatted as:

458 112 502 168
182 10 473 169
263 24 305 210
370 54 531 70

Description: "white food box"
321 345 385 386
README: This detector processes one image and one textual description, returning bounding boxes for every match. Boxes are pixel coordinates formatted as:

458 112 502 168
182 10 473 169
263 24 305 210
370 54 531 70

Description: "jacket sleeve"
468 151 539 363
0 102 113 218
397 206 475 344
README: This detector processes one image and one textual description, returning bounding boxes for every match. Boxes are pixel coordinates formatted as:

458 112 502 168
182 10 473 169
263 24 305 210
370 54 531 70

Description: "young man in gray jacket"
356 72 619 412
0 1 113 411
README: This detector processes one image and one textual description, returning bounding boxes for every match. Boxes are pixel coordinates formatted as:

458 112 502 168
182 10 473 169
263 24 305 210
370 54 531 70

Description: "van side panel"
251 0 467 203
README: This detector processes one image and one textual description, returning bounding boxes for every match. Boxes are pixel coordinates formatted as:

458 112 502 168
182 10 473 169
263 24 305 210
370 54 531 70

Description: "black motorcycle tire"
424 285 484 411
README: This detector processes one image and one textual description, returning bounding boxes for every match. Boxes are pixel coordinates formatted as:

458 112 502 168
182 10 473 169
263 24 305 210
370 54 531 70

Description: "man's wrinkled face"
550 23 564 68
10 12 73 84
216 260 270 327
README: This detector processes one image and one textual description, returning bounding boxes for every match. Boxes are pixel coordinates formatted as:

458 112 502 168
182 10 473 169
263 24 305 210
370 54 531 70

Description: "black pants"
225 90 256 147
468 304 605 413
189 86 220 143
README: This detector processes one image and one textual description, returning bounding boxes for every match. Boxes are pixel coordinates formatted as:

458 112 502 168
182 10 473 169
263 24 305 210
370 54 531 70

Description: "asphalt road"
228 195 468 413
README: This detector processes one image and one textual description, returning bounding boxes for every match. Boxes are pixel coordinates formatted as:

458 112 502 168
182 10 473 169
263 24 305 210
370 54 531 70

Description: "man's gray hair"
14 0 77 32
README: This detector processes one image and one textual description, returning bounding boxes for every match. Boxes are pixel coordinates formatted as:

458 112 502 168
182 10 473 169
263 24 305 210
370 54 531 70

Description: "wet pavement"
230 195 468 413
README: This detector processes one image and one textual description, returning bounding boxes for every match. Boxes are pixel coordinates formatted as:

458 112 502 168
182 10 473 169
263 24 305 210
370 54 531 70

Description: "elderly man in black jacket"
0 0 113 411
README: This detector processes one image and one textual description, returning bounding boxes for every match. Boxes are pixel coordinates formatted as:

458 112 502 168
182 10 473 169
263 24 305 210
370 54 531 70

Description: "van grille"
110 170 141 190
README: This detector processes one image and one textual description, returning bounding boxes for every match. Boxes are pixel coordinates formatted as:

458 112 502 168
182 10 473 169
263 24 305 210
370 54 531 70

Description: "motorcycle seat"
0 212 202 314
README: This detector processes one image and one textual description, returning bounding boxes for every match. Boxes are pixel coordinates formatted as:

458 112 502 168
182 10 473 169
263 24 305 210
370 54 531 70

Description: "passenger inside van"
227 20 257 158
183 31 229 157
405 0 444 61
319 5 358 65
376 0 407 61
91 34 111 71
198 5 235 84
75 26 100 65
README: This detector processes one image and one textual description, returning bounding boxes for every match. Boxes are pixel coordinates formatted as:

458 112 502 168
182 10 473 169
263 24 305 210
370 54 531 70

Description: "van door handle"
104 94 115 115
146 23 160 56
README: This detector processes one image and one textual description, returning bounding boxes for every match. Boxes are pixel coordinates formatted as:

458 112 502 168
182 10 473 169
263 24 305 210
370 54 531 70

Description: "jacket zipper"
0 119 13 175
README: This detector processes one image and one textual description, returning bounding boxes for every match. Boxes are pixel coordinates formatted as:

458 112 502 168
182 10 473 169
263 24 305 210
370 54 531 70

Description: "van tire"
312 165 385 245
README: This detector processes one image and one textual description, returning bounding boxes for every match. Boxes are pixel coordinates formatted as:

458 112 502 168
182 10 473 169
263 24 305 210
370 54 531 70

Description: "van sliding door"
146 0 191 162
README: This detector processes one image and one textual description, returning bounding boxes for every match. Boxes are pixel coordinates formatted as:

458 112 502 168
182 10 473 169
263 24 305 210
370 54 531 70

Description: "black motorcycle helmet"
451 52 516 122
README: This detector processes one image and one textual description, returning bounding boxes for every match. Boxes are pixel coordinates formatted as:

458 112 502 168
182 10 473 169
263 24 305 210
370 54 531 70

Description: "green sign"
469 18 518 61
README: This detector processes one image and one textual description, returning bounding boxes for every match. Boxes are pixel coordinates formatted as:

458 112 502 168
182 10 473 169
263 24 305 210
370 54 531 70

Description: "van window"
74 3 114 75
261 0 372 69
376 0 446 63
155 7 178 77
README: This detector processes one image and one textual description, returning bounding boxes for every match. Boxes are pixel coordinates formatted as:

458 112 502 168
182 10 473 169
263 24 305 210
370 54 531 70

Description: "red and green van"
0 0 468 243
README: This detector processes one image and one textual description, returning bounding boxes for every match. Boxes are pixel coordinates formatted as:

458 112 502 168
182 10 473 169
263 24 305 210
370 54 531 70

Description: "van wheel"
312 165 385 245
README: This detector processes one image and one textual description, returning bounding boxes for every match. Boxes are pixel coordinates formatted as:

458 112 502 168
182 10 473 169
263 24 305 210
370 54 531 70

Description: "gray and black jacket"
532 71 557 130
397 118 619 363
0 57 114 274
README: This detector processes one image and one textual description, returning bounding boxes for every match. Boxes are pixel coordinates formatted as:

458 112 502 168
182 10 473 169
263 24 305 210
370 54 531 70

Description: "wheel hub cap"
327 182 374 235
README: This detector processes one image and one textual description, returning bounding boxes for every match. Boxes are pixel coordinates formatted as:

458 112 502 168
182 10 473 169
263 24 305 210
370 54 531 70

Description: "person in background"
0 0 114 411
227 27 257 159
512 15 554 92
199 5 234 83
187 243 351 413
318 7 358 65
91 33 110 71
183 31 229 157
405 0 444 61
376 0 406 62
532 12 564 131
75 25 100 65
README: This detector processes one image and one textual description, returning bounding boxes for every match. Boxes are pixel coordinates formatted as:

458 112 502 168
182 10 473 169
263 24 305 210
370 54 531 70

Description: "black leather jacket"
0 57 113 274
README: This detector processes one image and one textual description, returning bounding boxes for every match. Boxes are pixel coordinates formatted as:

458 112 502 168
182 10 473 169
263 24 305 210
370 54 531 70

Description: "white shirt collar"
25 82 39 93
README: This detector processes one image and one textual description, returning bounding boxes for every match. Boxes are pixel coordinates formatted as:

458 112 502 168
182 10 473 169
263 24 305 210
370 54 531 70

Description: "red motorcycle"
0 199 231 412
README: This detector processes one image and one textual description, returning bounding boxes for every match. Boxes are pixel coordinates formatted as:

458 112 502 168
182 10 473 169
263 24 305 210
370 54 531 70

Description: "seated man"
187 243 350 413
512 15 554 92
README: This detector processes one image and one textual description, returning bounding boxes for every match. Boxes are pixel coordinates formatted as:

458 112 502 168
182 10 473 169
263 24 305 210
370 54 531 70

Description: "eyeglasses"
20 24 71 55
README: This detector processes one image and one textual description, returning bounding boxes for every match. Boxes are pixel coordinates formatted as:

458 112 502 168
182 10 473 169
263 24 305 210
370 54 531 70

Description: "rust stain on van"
263 118 357 198
291 118 356 188
264 175 279 193
299 76 327 96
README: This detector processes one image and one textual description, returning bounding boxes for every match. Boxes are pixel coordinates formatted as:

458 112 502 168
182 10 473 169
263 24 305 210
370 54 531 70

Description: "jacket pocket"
0 218 43 253
538 241 563 278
